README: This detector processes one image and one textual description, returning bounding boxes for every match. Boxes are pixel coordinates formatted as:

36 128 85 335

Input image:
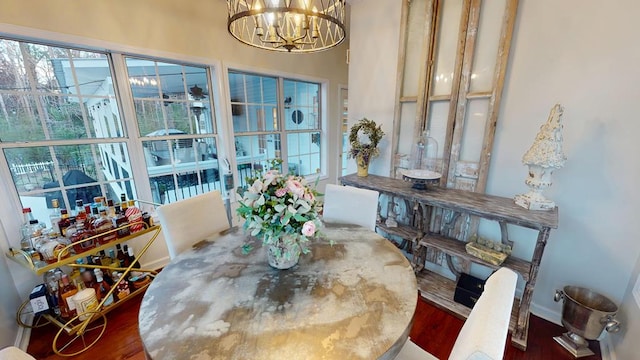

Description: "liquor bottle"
93 196 103 213
116 244 130 268
94 209 116 245
43 269 61 316
126 245 141 269
114 205 130 238
106 199 116 219
74 200 87 223
82 266 96 291
64 217 77 245
57 274 78 319
38 234 69 264
49 199 62 236
125 200 145 233
20 208 36 241
23 219 44 263
69 259 84 287
107 248 117 268
113 272 130 300
87 206 99 230
70 221 95 255
93 269 114 306
58 210 71 238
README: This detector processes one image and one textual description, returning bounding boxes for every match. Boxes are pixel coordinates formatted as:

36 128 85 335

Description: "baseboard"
142 256 170 271
599 333 616 360
529 301 562 326
15 318 32 351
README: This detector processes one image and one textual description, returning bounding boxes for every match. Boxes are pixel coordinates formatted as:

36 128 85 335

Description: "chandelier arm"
227 0 346 53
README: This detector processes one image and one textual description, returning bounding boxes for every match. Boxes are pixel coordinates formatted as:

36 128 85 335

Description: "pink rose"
263 170 280 188
275 188 287 197
301 221 316 237
286 179 305 197
303 192 315 202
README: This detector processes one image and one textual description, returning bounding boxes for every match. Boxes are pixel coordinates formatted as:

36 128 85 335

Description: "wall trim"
600 333 616 360
530 301 562 326
15 320 31 351
143 256 170 272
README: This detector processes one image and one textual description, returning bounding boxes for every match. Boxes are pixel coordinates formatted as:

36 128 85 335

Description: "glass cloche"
401 130 442 190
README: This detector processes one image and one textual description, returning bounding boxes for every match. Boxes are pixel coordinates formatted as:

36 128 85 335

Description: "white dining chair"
157 190 230 259
322 183 379 231
0 346 36 360
395 267 518 360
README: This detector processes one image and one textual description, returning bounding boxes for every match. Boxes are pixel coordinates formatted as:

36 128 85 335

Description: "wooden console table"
339 173 558 351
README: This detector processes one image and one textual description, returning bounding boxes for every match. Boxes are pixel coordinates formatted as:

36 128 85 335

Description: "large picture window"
124 57 221 204
0 37 224 227
0 38 134 227
228 71 322 186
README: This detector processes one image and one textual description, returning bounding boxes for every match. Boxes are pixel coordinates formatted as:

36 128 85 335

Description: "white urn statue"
514 104 567 211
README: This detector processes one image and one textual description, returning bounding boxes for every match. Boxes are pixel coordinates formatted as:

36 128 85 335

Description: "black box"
454 273 486 309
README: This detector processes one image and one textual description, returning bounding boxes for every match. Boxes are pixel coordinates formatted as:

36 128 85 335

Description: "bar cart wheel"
16 298 51 329
53 310 107 357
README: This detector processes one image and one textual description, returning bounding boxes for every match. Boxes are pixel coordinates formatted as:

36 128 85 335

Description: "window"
0 37 223 227
124 57 222 204
0 38 134 227
228 71 322 187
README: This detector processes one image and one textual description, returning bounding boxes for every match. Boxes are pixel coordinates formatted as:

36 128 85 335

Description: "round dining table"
138 223 418 360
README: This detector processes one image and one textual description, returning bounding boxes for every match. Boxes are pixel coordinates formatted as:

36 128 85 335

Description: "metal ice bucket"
554 286 620 339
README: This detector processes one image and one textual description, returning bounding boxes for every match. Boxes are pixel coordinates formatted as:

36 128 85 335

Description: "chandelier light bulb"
227 0 346 53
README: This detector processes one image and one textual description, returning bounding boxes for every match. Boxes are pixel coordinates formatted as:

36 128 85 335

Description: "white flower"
263 170 280 187
301 221 316 237
249 179 263 194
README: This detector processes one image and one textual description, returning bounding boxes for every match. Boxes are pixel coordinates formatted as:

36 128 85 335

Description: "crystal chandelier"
227 0 346 53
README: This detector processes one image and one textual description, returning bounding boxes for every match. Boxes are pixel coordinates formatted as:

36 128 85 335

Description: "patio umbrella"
43 170 102 208
144 129 186 137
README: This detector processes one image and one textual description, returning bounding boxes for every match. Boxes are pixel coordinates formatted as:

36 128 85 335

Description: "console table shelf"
420 234 532 281
339 173 558 350
416 269 520 333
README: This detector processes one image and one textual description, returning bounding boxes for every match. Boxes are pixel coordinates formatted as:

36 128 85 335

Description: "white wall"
612 255 640 358
0 220 22 349
347 0 402 176
493 0 640 327
348 0 640 353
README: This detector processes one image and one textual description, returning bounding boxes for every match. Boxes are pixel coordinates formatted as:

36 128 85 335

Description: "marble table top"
139 224 418 360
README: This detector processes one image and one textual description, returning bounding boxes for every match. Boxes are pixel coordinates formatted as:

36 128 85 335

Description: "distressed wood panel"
341 174 558 230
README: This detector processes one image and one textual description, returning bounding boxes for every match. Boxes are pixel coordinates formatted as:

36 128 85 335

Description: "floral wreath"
348 118 385 164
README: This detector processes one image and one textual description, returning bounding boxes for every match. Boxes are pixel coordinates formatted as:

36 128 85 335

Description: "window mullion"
110 53 154 205
276 77 288 173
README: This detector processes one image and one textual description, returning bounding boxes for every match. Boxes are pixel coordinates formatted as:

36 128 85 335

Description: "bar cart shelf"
7 223 162 357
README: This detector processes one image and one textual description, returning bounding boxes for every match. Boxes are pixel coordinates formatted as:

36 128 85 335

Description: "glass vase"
266 233 301 270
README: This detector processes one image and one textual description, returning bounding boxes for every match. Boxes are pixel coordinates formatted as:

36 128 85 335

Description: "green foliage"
236 159 323 255
348 118 385 164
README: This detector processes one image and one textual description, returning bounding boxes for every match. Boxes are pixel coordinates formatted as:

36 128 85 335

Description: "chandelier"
227 0 346 53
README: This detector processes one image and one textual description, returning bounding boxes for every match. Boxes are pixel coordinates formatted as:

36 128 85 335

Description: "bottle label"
63 291 78 311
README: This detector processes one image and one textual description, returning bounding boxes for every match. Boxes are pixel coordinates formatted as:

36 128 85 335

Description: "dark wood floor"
27 293 601 359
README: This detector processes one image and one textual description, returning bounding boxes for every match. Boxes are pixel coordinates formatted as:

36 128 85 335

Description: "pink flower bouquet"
237 161 323 255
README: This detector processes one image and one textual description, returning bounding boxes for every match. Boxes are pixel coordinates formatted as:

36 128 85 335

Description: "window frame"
225 66 328 186
0 35 232 228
